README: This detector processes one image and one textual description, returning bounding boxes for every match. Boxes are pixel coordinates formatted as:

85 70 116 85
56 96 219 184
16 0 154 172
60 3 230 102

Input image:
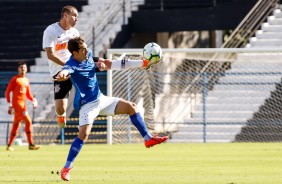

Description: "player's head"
60 5 78 28
68 37 88 61
17 62 28 75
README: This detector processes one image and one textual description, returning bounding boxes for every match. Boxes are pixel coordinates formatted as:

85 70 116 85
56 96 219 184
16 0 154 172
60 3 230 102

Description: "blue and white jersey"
63 49 101 110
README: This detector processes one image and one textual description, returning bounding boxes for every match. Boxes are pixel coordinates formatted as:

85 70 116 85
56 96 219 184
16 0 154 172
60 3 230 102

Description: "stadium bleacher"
0 0 88 144
170 3 282 143
0 0 88 71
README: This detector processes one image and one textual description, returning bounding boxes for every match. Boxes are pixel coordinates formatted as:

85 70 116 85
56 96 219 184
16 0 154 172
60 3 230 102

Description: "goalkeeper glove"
33 98 38 109
8 104 14 115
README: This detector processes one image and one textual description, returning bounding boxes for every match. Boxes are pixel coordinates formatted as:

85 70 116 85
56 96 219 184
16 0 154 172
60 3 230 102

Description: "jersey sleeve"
5 77 16 103
42 26 55 50
62 64 75 74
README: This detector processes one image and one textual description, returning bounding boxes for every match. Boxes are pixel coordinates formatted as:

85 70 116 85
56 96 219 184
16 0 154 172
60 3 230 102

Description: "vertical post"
107 53 113 144
60 128 64 145
92 27 95 55
107 116 113 144
32 95 35 122
127 71 132 143
6 122 10 145
202 72 207 143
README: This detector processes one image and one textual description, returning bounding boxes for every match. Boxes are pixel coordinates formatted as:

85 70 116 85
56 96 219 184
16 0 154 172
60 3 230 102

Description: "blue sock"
130 112 152 141
64 137 84 168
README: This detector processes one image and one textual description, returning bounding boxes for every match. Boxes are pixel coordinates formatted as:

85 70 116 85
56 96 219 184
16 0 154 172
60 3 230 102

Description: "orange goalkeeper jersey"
5 75 34 111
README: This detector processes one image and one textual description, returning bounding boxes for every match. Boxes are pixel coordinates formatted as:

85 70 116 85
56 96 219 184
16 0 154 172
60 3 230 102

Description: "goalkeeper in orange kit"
5 62 40 151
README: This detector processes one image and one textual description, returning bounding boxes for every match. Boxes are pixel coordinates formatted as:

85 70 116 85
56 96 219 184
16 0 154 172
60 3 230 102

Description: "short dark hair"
18 62 27 67
61 5 77 18
68 37 85 55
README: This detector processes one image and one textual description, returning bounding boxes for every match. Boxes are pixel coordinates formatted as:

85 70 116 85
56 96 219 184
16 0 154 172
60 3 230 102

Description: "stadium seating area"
0 0 88 121
0 0 87 71
170 4 282 142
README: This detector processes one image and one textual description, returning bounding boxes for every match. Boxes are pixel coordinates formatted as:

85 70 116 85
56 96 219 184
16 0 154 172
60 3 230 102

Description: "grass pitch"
0 143 282 183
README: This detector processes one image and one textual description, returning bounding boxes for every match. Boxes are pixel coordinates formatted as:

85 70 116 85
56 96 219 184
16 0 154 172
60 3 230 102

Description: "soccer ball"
143 42 162 64
14 138 22 146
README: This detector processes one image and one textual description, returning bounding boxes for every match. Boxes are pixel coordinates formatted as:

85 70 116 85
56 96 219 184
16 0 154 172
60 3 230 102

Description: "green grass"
1 143 282 183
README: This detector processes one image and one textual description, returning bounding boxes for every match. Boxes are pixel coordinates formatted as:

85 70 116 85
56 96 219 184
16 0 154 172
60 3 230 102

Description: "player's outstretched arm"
104 58 150 70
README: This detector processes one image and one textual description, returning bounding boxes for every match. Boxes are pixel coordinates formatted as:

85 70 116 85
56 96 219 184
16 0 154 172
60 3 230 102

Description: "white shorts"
79 94 120 126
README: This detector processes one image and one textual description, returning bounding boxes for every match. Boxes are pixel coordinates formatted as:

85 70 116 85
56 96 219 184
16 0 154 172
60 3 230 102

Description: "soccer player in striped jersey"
42 5 79 128
54 37 168 181
5 62 40 151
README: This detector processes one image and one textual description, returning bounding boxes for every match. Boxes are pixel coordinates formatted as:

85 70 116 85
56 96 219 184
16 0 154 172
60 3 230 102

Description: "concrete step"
176 124 243 132
171 131 238 141
0 98 7 105
261 23 282 32
35 58 49 66
250 39 282 47
207 90 271 98
256 31 282 39
195 104 260 111
231 62 282 69
192 111 253 119
219 75 281 83
274 9 282 18
26 73 51 83
39 51 47 58
249 42 282 48
237 52 282 61
183 117 247 123
0 99 18 121
228 67 282 72
30 65 51 72
214 84 276 91
205 96 266 104
35 104 55 121
267 16 282 25
30 84 52 93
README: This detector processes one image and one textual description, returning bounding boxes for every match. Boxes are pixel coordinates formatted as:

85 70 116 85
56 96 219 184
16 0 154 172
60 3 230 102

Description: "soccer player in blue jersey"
54 37 168 181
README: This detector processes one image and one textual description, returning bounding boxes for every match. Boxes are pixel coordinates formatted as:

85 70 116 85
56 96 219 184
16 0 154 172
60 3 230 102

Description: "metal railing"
223 0 279 48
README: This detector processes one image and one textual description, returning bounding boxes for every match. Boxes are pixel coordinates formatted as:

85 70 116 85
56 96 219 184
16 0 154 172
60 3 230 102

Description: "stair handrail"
223 0 279 48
